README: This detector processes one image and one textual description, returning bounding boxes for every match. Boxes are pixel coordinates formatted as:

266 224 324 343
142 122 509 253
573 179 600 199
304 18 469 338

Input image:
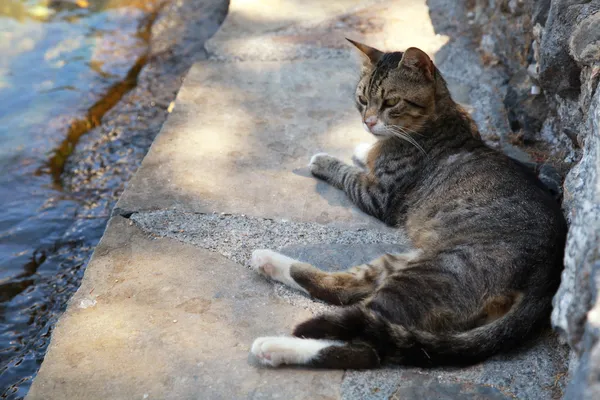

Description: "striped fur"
250 43 567 369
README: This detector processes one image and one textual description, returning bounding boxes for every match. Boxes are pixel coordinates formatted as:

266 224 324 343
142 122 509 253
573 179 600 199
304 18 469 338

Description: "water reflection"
0 0 162 398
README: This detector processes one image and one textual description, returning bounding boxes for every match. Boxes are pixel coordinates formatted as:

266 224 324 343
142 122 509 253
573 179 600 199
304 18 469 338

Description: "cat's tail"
293 293 551 367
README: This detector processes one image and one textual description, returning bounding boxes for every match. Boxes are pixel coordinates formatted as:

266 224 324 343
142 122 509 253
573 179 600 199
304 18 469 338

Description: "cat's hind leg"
251 249 397 305
251 306 382 368
251 336 379 369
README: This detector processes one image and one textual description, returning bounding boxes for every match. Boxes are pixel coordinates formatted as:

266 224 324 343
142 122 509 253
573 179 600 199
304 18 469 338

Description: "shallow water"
0 1 162 397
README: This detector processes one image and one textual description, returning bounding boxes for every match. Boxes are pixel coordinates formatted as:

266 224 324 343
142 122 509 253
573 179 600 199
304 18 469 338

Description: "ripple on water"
0 0 164 398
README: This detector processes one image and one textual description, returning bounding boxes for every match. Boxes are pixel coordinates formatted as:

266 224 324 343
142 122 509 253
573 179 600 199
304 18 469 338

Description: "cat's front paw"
352 143 372 168
308 153 338 178
251 249 279 278
250 249 308 294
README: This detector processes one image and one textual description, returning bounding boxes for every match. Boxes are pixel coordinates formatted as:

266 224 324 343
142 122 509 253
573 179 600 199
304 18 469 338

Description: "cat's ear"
399 47 434 81
346 38 384 66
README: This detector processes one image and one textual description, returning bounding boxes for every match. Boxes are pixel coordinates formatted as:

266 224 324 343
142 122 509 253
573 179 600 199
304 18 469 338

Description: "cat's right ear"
346 38 383 66
399 47 434 81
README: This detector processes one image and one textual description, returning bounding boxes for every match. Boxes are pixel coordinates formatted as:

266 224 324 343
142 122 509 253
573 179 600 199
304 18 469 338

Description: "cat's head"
347 39 443 139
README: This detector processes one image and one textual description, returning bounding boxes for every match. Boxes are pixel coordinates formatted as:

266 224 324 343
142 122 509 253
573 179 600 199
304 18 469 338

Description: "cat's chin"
371 132 389 139
368 125 392 139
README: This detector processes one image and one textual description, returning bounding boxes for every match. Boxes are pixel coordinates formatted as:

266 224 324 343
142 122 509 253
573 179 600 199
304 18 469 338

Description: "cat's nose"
364 116 377 129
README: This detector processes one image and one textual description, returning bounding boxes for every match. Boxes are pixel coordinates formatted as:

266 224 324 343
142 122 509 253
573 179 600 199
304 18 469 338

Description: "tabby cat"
249 40 567 369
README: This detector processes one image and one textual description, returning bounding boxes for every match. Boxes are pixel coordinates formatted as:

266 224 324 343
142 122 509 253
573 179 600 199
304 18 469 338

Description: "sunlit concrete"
115 59 384 226
206 0 449 61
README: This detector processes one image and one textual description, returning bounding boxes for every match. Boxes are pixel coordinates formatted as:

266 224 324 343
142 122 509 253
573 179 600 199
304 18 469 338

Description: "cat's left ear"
399 47 434 81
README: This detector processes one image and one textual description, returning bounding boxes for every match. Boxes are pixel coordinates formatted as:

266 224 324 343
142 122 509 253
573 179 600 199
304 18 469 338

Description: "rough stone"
538 0 585 101
569 11 600 65
534 0 600 154
129 210 406 268
552 80 600 400
472 0 536 74
533 0 552 26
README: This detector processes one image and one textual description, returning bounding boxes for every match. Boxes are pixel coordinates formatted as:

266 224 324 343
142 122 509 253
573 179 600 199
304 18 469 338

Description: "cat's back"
404 142 566 251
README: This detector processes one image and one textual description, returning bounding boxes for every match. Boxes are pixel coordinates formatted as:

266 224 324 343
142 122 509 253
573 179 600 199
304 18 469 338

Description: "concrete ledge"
115 59 386 227
27 216 343 400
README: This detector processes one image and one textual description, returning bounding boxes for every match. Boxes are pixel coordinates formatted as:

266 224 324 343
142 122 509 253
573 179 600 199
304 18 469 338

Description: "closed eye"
383 98 401 108
405 99 426 109
358 95 367 106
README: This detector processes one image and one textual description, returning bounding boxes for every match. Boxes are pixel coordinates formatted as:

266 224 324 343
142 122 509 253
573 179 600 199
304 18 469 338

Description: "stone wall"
548 1 600 397
469 0 600 398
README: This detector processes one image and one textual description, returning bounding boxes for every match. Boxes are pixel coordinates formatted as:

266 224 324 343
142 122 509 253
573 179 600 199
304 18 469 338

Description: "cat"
248 40 567 369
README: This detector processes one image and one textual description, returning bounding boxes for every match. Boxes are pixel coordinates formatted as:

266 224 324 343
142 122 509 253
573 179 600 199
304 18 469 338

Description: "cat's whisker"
391 125 424 137
387 125 423 138
397 125 424 139
399 133 426 156
386 127 427 154
385 127 427 156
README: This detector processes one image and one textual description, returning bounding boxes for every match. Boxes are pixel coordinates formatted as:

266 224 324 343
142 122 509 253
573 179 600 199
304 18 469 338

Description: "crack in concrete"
128 209 409 267
128 209 410 313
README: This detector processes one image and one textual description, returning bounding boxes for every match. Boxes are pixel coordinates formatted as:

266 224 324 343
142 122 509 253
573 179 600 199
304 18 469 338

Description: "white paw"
250 250 308 293
353 143 372 163
250 249 293 278
251 249 276 277
308 152 330 168
251 336 341 367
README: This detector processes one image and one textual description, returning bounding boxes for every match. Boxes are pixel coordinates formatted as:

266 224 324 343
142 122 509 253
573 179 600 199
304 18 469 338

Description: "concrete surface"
204 0 448 61
28 0 571 399
26 216 343 400
114 59 383 226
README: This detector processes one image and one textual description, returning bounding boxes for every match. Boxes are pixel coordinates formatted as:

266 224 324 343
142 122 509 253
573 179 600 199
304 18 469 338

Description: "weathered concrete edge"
25 215 131 398
26 215 346 400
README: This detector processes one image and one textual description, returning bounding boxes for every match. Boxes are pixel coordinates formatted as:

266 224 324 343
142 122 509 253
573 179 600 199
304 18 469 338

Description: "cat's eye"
384 98 401 108
358 95 367 106
405 99 426 109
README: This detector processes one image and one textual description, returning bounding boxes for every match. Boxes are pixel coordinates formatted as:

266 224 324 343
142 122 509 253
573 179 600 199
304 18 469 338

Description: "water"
0 1 163 397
